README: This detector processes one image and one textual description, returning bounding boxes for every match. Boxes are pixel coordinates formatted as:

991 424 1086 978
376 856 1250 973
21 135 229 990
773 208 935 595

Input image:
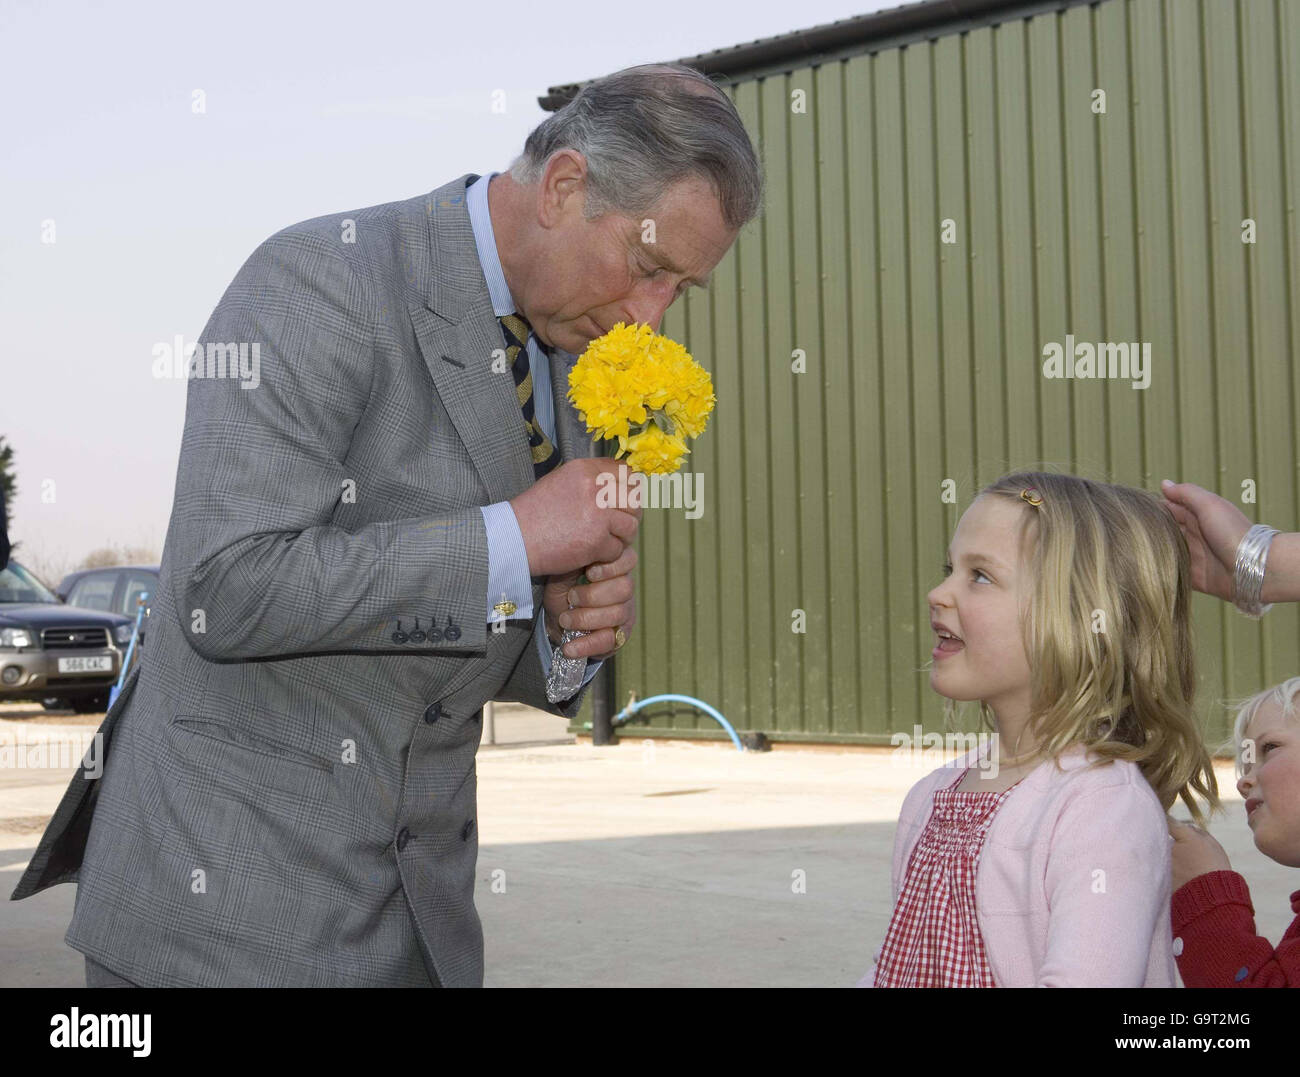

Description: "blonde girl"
861 470 1218 987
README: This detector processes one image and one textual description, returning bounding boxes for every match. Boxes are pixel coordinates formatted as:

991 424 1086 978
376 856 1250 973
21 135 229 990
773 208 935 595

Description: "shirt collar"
466 171 517 319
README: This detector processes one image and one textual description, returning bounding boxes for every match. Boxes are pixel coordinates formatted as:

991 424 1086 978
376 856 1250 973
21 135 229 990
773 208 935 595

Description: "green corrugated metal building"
552 0 1300 746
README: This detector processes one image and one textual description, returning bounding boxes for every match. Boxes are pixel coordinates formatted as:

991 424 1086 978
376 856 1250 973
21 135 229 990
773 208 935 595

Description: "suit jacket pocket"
171 714 336 775
166 713 347 871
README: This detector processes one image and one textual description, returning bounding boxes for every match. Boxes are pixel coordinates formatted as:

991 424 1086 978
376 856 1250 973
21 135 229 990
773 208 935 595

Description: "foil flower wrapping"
545 628 587 703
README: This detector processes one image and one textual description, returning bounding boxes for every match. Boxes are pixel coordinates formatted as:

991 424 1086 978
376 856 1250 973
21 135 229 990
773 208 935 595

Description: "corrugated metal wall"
580 0 1300 745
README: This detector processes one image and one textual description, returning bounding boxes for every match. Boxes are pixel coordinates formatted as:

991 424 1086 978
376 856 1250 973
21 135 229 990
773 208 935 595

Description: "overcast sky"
1 0 892 583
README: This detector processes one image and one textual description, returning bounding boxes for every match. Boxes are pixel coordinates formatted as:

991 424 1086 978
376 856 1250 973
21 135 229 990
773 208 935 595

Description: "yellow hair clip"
1020 487 1043 507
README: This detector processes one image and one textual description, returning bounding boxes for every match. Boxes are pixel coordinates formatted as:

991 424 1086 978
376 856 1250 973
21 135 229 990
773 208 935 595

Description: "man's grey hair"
508 63 763 231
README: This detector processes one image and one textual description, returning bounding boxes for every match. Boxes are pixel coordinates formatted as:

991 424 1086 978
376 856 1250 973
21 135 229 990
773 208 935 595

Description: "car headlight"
113 624 134 645
0 627 34 648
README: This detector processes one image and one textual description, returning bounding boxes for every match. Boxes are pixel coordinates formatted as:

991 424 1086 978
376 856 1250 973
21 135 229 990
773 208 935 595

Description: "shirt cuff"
480 502 534 622
536 609 603 688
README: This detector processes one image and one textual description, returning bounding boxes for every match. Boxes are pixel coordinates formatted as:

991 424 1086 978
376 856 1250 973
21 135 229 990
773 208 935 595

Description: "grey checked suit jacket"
10 173 600 987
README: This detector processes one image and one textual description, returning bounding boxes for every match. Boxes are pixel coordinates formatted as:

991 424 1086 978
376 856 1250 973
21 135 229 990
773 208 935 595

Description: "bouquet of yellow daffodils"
566 322 715 473
545 322 714 702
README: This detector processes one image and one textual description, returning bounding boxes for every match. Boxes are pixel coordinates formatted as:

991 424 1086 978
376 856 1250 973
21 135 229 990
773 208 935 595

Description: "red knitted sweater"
1171 870 1300 987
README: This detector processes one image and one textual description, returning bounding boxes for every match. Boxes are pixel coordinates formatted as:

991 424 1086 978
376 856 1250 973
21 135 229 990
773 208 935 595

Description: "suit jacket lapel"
409 175 535 503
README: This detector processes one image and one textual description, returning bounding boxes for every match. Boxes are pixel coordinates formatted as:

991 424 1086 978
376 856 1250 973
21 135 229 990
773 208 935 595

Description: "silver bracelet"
1232 523 1280 618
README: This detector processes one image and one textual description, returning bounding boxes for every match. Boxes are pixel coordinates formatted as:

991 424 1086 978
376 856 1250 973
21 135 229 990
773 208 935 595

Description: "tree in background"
80 545 160 569
0 435 16 559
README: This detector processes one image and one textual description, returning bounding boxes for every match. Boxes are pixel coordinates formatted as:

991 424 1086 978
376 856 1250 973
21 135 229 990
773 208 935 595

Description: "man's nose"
625 282 678 333
623 301 668 334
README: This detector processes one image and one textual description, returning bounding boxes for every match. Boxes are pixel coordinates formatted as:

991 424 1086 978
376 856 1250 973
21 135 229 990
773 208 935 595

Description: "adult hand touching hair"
1160 479 1300 605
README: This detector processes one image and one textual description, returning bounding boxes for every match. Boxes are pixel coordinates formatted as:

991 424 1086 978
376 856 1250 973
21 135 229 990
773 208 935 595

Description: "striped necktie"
498 313 558 480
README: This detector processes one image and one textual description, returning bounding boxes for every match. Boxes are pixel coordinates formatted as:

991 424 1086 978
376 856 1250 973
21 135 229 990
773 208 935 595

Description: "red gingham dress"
873 767 1025 987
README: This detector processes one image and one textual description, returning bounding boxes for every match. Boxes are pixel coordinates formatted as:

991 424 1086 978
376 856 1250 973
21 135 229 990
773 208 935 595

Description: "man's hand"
510 458 641 577
543 543 638 661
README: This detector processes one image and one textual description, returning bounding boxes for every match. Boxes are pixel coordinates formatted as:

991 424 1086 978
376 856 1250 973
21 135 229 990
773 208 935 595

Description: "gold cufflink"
493 600 518 616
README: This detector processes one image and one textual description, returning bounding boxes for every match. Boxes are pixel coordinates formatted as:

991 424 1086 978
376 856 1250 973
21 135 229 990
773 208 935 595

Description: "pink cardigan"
859 743 1177 987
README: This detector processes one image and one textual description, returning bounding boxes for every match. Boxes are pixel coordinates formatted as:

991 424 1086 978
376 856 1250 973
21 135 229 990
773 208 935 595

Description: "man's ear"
538 148 588 227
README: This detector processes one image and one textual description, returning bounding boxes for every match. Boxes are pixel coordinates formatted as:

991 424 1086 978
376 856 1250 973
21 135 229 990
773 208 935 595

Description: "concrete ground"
1 701 1294 987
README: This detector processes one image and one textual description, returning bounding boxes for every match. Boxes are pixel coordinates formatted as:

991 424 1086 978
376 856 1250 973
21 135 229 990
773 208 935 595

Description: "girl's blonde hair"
1224 676 1300 782
958 470 1219 823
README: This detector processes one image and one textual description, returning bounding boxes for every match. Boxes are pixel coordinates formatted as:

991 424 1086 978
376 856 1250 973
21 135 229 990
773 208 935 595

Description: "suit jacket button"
423 702 443 724
460 818 474 842
397 827 411 851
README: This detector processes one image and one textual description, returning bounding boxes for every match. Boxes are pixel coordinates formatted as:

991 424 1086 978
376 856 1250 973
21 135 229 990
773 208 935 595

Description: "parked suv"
0 561 133 713
56 564 158 633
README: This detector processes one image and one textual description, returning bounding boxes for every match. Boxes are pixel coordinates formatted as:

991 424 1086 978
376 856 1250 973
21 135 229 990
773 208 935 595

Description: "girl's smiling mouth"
931 620 964 659
933 632 965 660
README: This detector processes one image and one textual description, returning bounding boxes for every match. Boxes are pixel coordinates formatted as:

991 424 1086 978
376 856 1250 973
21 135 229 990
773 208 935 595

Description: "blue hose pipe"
605 693 745 752
108 593 149 709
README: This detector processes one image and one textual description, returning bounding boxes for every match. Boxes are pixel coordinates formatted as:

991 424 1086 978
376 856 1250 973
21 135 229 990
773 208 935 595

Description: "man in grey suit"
11 62 761 986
